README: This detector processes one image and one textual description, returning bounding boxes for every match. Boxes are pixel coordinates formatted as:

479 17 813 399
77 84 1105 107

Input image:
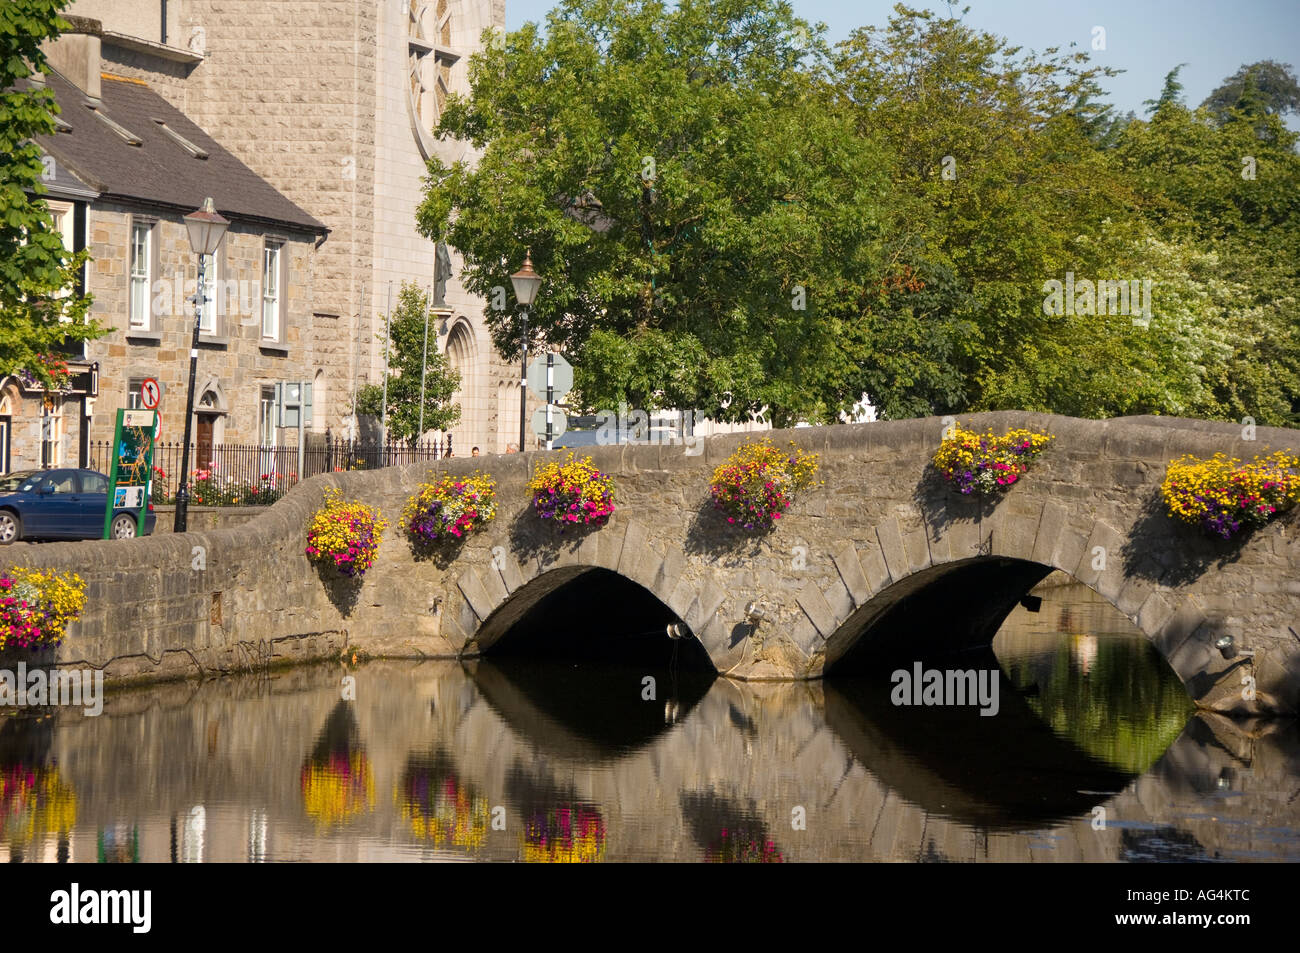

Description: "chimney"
41 16 103 101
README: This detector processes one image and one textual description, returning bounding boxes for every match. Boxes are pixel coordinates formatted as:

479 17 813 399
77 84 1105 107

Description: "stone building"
2 24 327 473
62 0 525 454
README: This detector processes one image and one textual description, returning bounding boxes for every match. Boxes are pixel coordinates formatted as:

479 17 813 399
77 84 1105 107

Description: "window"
46 200 76 310
129 221 152 330
42 470 77 494
81 471 107 494
40 398 64 467
259 386 276 446
261 243 281 341
200 246 220 334
127 377 146 410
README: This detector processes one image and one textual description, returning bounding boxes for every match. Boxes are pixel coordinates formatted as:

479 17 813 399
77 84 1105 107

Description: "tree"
0 0 103 387
354 283 461 441
1144 64 1188 115
418 0 896 426
1203 60 1300 123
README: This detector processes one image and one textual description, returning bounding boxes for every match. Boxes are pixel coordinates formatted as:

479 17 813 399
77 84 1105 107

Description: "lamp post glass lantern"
510 251 541 453
174 197 230 532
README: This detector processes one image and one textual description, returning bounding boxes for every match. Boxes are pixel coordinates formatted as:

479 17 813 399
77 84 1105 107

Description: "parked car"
0 468 157 543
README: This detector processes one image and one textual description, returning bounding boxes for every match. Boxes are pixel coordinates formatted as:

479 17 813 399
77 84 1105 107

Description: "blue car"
0 468 157 543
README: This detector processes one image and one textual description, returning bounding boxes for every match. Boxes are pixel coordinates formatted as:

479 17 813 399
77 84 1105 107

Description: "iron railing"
87 431 452 506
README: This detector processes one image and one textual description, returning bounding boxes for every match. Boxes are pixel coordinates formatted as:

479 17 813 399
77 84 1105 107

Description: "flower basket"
0 568 86 651
304 490 388 578
933 425 1054 495
708 439 821 530
528 454 616 529
1161 451 1300 540
403 473 497 546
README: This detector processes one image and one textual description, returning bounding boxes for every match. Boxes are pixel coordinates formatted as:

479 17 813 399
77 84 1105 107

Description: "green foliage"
354 283 461 441
1202 60 1300 122
0 0 104 386
421 0 1299 426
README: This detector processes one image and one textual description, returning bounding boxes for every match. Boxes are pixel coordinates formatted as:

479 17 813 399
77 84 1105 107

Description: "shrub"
1161 450 1300 539
528 454 616 529
305 490 388 578
403 472 497 545
709 439 820 530
0 568 86 651
933 425 1054 495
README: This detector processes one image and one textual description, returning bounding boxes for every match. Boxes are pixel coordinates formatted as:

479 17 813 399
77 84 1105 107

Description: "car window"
0 471 41 492
80 471 108 494
43 472 78 495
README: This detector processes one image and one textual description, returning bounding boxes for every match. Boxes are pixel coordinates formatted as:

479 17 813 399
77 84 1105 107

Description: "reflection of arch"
823 672 1136 829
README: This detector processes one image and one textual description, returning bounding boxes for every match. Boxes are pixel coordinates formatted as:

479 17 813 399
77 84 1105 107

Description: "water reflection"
3 583 1298 862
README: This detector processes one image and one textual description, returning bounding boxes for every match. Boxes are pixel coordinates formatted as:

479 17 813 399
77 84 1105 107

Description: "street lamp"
174 196 229 532
510 250 542 453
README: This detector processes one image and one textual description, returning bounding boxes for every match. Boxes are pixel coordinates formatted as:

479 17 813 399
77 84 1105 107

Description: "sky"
504 0 1300 122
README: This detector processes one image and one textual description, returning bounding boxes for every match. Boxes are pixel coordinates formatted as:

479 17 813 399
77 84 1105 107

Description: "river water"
3 582 1298 862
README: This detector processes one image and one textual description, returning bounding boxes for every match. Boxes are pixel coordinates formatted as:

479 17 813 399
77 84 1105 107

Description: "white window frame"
40 397 64 467
261 242 282 341
129 221 153 330
127 376 147 410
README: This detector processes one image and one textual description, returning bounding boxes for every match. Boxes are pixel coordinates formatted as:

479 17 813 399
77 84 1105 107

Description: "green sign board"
102 408 156 539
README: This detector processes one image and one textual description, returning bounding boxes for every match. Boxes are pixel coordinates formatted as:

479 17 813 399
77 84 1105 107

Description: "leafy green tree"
418 0 897 426
0 0 103 387
1202 60 1300 123
355 283 461 441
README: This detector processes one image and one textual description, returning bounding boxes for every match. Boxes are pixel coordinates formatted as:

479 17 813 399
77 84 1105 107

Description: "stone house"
1 23 328 474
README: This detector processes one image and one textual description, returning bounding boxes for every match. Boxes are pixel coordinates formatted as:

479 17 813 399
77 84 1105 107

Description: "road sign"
531 407 567 440
526 353 573 399
140 377 161 410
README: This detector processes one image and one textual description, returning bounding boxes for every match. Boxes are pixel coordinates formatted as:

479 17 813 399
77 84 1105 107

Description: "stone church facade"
67 0 525 453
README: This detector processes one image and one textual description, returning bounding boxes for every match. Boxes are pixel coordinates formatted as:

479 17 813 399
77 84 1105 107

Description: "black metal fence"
87 431 451 506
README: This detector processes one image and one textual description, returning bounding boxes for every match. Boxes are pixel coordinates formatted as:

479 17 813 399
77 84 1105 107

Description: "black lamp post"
174 197 229 532
510 251 541 452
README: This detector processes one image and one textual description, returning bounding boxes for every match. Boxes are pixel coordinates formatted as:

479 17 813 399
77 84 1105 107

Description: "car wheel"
0 511 20 544
110 514 137 539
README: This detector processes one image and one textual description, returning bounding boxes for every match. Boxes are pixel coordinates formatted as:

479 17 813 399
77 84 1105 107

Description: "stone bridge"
7 412 1300 714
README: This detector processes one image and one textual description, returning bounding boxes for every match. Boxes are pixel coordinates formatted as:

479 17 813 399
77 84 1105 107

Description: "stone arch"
440 520 725 668
796 501 1223 708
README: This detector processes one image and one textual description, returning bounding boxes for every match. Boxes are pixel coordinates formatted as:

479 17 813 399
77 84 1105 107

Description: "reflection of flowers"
300 751 375 830
398 753 489 851
0 764 78 844
521 804 606 863
704 827 784 863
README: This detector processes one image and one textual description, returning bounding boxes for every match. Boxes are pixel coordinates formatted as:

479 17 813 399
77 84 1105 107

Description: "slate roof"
30 69 326 235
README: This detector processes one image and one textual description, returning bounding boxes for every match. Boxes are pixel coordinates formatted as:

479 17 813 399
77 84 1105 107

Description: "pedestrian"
506 443 518 454
471 446 480 457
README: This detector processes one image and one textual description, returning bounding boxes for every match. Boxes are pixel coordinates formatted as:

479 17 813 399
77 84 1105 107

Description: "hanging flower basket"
528 454 616 529
932 424 1054 495
1161 450 1300 540
304 489 388 578
0 568 86 651
709 439 821 531
402 473 497 546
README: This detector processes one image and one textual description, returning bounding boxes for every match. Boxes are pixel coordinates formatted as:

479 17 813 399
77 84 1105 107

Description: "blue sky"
504 0 1300 121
